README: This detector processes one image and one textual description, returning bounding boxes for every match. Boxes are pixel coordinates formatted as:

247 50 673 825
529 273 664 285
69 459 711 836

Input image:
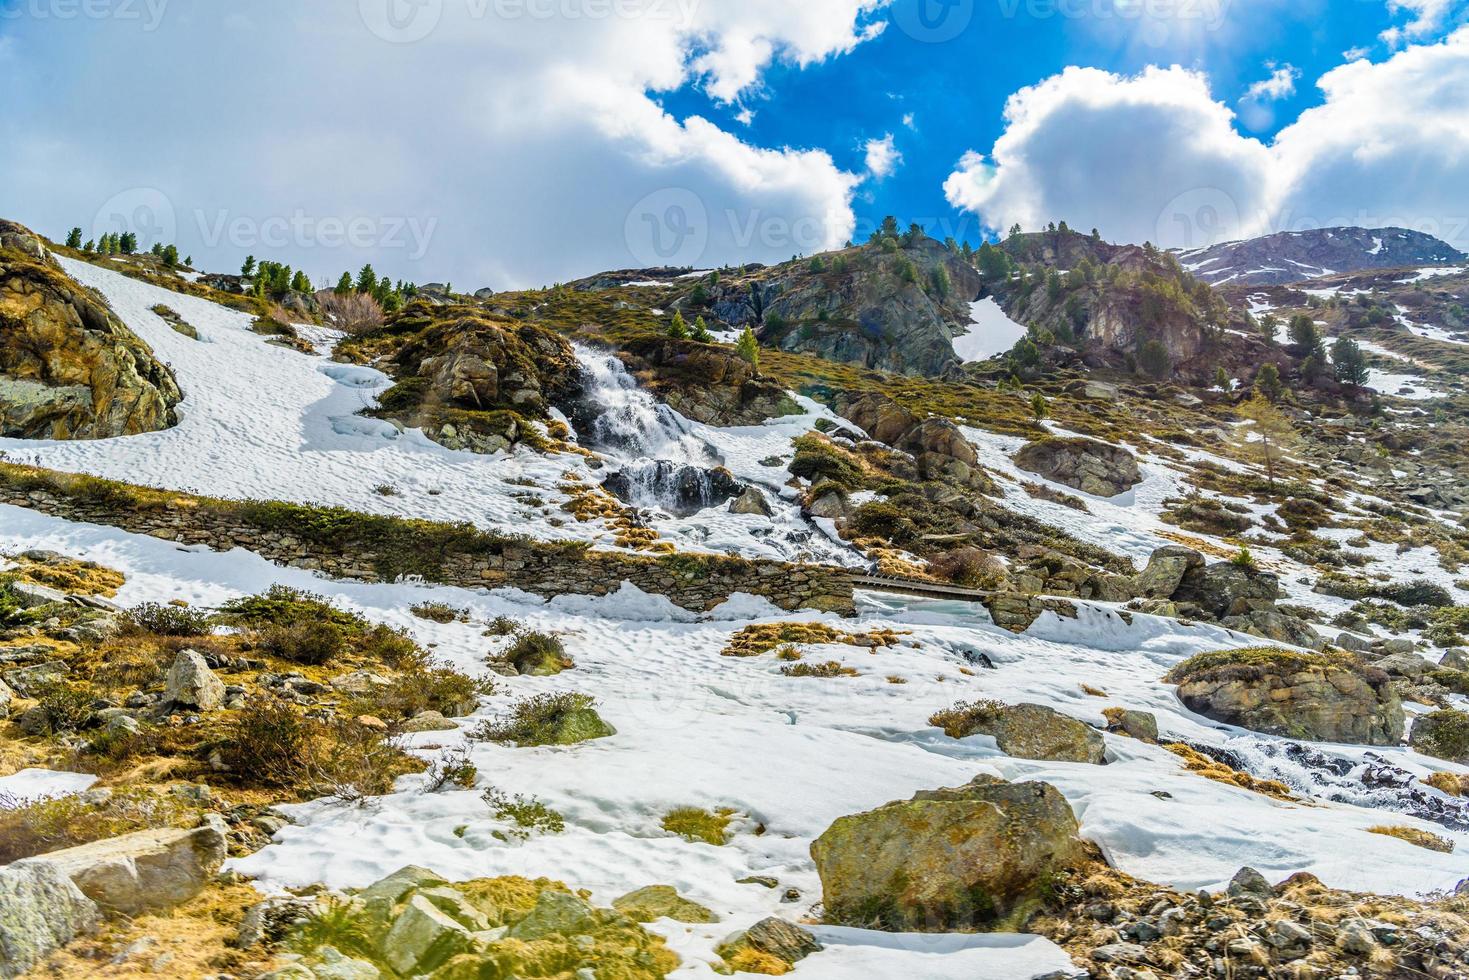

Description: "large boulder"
1014 437 1141 497
811 775 1087 932
21 824 227 915
0 220 181 439
1133 546 1205 599
1410 709 1469 764
932 701 1106 764
1165 648 1404 745
0 861 100 979
838 391 992 490
165 649 225 710
1172 561 1280 619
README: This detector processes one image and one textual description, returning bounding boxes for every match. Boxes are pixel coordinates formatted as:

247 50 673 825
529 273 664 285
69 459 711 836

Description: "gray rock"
807 490 850 520
1014 437 1142 498
1093 942 1148 963
1376 651 1434 681
22 824 227 915
1226 867 1273 899
741 917 822 963
0 861 100 979
329 671 390 695
729 487 775 517
1133 546 1204 600
1441 649 1469 672
2 660 69 697
1336 632 1374 653
508 890 599 940
10 581 68 608
310 946 381 980
381 894 476 976
402 711 458 733
0 677 12 720
1265 918 1312 951
165 650 225 710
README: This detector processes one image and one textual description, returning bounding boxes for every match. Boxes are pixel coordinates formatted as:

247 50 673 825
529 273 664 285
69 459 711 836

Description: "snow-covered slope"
5 257 1469 979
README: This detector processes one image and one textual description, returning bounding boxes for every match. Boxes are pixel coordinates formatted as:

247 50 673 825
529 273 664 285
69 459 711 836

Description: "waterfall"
568 344 717 466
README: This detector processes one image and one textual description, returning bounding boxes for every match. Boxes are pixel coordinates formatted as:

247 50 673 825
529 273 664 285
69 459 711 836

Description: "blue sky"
1 0 1465 287
665 0 1422 243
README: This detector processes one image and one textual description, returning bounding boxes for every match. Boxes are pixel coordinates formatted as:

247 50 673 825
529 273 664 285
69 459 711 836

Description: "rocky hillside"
1179 226 1465 287
989 229 1270 383
642 232 982 377
0 221 180 440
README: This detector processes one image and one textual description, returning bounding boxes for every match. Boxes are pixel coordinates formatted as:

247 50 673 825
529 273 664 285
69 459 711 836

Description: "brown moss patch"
722 622 904 658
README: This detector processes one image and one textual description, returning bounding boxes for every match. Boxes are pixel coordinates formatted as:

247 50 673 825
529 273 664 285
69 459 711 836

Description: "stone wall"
0 470 856 615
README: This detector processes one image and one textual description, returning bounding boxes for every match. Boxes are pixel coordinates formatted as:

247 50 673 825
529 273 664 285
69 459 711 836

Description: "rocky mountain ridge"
1179 226 1464 287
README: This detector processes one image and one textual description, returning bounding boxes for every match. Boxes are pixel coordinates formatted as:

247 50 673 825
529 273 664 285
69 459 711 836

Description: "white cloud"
0 1 891 288
942 66 1276 250
863 134 902 179
944 30 1469 253
1381 0 1460 46
1243 63 1300 102
901 112 916 130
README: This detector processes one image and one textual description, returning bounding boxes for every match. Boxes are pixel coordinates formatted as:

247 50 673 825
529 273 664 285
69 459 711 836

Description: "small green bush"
348 665 490 723
468 692 608 747
502 631 571 676
32 681 98 734
928 699 1005 739
789 435 865 490
482 786 565 839
124 602 214 637
0 788 193 863
410 601 464 624
661 807 732 846
258 620 345 666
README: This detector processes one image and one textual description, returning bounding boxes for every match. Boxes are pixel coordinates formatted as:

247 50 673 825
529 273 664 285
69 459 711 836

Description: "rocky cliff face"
617 336 800 426
687 237 982 377
1179 227 1464 287
0 221 181 440
993 229 1269 382
368 302 583 454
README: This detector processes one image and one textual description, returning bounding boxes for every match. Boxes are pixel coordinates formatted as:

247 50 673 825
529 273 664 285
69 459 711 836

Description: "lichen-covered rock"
613 885 718 924
811 775 1087 932
715 917 821 975
1015 437 1142 497
21 824 226 915
299 868 679 980
933 701 1106 764
0 220 180 439
729 486 775 517
618 336 800 426
838 391 993 490
1165 647 1404 745
165 649 225 710
1104 707 1160 743
1133 546 1204 599
1171 561 1280 620
1411 709 1469 763
0 860 100 979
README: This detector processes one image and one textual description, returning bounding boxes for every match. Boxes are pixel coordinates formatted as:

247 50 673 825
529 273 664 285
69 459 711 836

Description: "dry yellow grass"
1367 825 1455 853
1164 743 1295 801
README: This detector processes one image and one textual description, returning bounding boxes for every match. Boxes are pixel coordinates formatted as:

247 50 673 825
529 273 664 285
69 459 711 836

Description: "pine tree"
335 272 353 295
667 311 689 340
242 255 256 277
1029 391 1049 421
1139 339 1170 379
735 326 760 372
692 316 714 343
1232 393 1299 492
1332 337 1369 386
65 228 82 249
161 244 179 268
119 232 137 254
151 241 164 256
184 256 192 267
291 270 312 293
83 239 95 254
356 264 378 294
1213 366 1230 390
1254 362 1283 402
1288 314 1325 357
1007 223 1022 239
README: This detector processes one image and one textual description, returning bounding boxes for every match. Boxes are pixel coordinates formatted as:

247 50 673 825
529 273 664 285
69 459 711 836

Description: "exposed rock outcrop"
1165 648 1405 745
811 775 1086 932
1410 709 1469 764
689 237 981 377
602 461 745 517
1181 226 1464 287
369 303 582 454
932 700 1106 764
837 391 993 490
21 824 226 915
1015 436 1142 497
0 220 181 439
0 861 100 979
619 337 799 426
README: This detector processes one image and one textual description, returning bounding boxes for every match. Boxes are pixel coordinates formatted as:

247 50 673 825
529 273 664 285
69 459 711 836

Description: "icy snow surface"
952 298 1028 362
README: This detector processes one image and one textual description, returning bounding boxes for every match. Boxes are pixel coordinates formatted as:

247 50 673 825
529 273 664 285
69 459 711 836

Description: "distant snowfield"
952 298 1028 362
